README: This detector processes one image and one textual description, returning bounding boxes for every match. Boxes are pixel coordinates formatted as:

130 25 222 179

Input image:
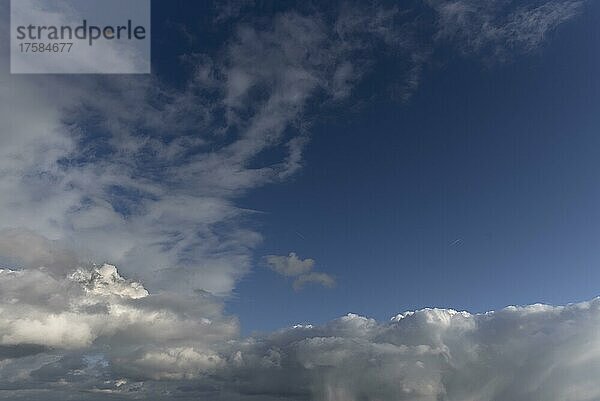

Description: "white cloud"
1 0 583 298
70 263 149 299
0 10 330 296
119 347 225 381
264 252 315 277
0 264 235 349
221 300 600 401
0 261 239 394
264 252 336 290
293 272 336 291
1 257 600 400
2 3 409 297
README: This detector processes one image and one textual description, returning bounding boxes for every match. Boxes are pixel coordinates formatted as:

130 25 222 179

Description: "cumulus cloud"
1 260 600 401
264 252 336 290
292 272 337 291
182 299 600 401
0 261 238 392
0 264 234 347
264 252 315 277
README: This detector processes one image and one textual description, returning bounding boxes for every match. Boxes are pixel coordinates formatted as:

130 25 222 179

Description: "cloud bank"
1 262 599 400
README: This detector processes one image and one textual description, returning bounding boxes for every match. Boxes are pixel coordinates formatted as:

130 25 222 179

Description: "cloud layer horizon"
1 259 599 400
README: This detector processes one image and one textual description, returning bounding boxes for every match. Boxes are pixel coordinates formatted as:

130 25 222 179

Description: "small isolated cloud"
264 252 335 290
264 252 314 277
292 272 336 291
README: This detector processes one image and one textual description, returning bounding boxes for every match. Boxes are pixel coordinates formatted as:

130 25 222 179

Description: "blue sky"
1 0 600 399
226 1 600 332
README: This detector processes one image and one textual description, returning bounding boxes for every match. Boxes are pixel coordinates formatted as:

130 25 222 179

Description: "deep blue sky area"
226 4 600 333
145 0 600 333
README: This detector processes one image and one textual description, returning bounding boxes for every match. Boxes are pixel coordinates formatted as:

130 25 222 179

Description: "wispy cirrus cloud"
1 0 585 297
0 0 430 296
427 0 585 59
0 9 348 296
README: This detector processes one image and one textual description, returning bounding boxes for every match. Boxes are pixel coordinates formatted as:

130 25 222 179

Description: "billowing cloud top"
1 261 600 400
